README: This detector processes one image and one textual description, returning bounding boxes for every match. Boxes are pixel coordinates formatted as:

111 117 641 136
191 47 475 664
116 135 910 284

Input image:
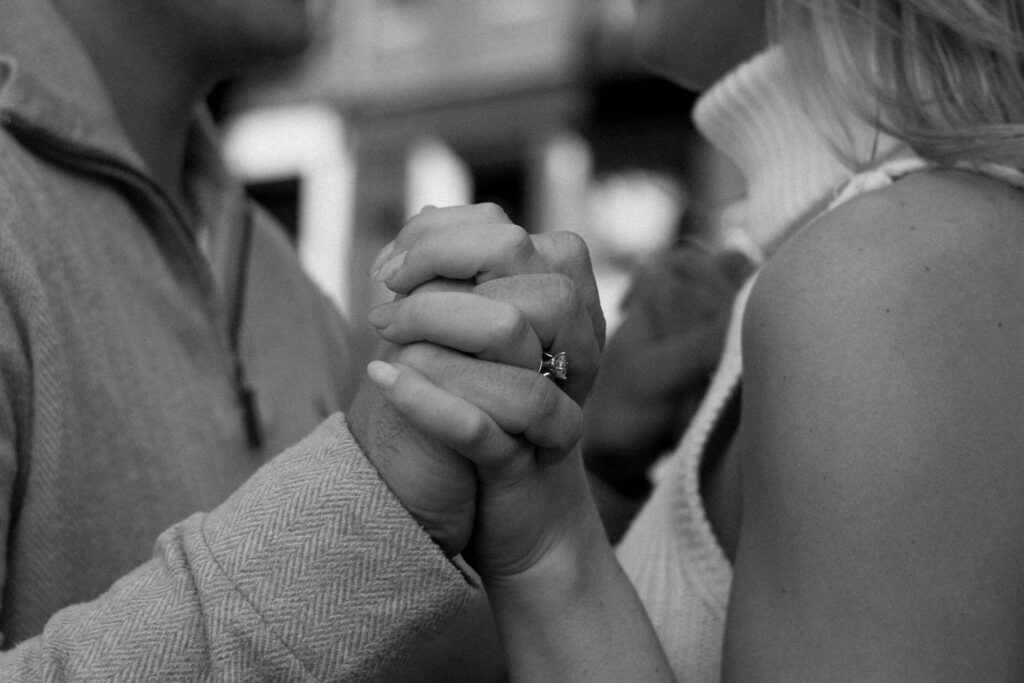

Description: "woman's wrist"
481 503 672 682
481 495 612 600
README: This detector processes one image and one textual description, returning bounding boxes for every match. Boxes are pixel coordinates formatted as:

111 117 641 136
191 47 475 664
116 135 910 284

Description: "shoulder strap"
829 156 1024 212
828 157 932 211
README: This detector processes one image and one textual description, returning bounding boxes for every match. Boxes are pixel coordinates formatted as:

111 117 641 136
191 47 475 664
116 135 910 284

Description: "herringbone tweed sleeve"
0 414 473 681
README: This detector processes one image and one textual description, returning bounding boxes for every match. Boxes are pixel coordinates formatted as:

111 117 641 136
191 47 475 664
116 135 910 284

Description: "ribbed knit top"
692 48 904 260
615 47 909 682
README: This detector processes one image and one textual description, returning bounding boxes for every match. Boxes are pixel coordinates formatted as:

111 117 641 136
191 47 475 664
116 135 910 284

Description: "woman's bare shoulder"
749 167 1024 355
743 166 1024 448
723 168 1024 679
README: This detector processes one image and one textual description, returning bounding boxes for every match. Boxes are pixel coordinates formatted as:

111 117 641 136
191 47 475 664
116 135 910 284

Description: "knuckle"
547 274 578 315
405 238 431 265
558 229 588 254
511 234 536 266
475 202 510 222
400 211 424 231
489 303 528 343
527 374 563 421
552 407 583 454
496 436 525 464
402 238 436 271
550 230 591 265
491 223 532 253
397 341 441 369
457 412 492 452
384 299 415 335
533 398 582 453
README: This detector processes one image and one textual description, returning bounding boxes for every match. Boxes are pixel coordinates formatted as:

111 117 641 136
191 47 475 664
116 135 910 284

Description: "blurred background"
212 0 744 373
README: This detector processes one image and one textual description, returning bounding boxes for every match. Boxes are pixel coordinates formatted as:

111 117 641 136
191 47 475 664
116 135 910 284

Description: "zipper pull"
230 207 262 451
236 366 263 451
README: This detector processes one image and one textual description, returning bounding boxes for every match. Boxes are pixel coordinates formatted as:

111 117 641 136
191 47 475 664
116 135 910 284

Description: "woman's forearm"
483 500 673 683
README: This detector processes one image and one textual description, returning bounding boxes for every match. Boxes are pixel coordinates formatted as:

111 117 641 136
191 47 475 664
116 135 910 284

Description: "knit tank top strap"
616 154 1024 682
829 157 1024 211
615 274 754 682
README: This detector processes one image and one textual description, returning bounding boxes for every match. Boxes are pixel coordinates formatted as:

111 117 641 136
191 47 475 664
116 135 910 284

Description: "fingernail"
367 360 399 389
369 240 397 278
366 302 395 329
374 250 407 284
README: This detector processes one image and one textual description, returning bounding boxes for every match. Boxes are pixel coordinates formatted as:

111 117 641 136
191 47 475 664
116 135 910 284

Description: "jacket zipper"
1 111 264 450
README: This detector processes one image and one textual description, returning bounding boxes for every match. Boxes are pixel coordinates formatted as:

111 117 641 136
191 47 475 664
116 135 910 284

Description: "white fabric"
618 45 1024 680
615 277 750 683
617 152 1024 683
692 47 905 261
616 46 911 682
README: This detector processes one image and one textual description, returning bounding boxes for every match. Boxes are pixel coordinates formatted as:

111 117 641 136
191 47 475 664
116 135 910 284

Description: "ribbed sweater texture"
616 47 907 682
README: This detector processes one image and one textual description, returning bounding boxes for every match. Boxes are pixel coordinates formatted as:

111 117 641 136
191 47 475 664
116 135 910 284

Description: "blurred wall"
218 0 736 383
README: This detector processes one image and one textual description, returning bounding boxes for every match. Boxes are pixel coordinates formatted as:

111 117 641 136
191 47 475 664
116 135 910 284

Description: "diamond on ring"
539 351 568 382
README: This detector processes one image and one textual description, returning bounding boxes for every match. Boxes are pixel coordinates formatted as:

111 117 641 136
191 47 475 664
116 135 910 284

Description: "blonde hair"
771 0 1024 167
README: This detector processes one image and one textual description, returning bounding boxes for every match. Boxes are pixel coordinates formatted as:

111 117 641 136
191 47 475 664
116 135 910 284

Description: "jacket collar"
0 0 148 173
0 0 250 265
0 0 243 217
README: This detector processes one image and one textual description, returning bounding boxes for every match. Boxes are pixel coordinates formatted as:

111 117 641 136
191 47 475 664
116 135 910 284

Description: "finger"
373 209 606 349
373 275 600 405
529 231 606 348
403 202 512 234
375 222 544 294
380 274 602 404
473 274 601 402
392 343 584 462
406 277 476 296
368 204 505 276
368 292 543 370
366 359 530 472
371 203 531 287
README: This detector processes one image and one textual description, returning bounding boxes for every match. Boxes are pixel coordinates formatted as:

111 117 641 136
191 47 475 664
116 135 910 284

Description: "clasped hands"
346 203 605 581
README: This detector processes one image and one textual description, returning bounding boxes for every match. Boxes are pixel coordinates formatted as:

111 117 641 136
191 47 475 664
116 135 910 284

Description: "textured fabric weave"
692 48 905 262
0 0 471 678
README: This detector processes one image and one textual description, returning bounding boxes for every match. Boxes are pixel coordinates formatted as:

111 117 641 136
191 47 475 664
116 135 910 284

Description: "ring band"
539 351 568 382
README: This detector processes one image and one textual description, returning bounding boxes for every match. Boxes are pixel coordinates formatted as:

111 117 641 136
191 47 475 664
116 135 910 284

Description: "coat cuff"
199 413 472 679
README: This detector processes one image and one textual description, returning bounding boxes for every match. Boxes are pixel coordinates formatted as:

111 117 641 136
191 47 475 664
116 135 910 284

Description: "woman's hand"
348 203 603 558
370 203 605 402
365 313 673 683
366 347 589 577
366 264 597 574
359 203 672 680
